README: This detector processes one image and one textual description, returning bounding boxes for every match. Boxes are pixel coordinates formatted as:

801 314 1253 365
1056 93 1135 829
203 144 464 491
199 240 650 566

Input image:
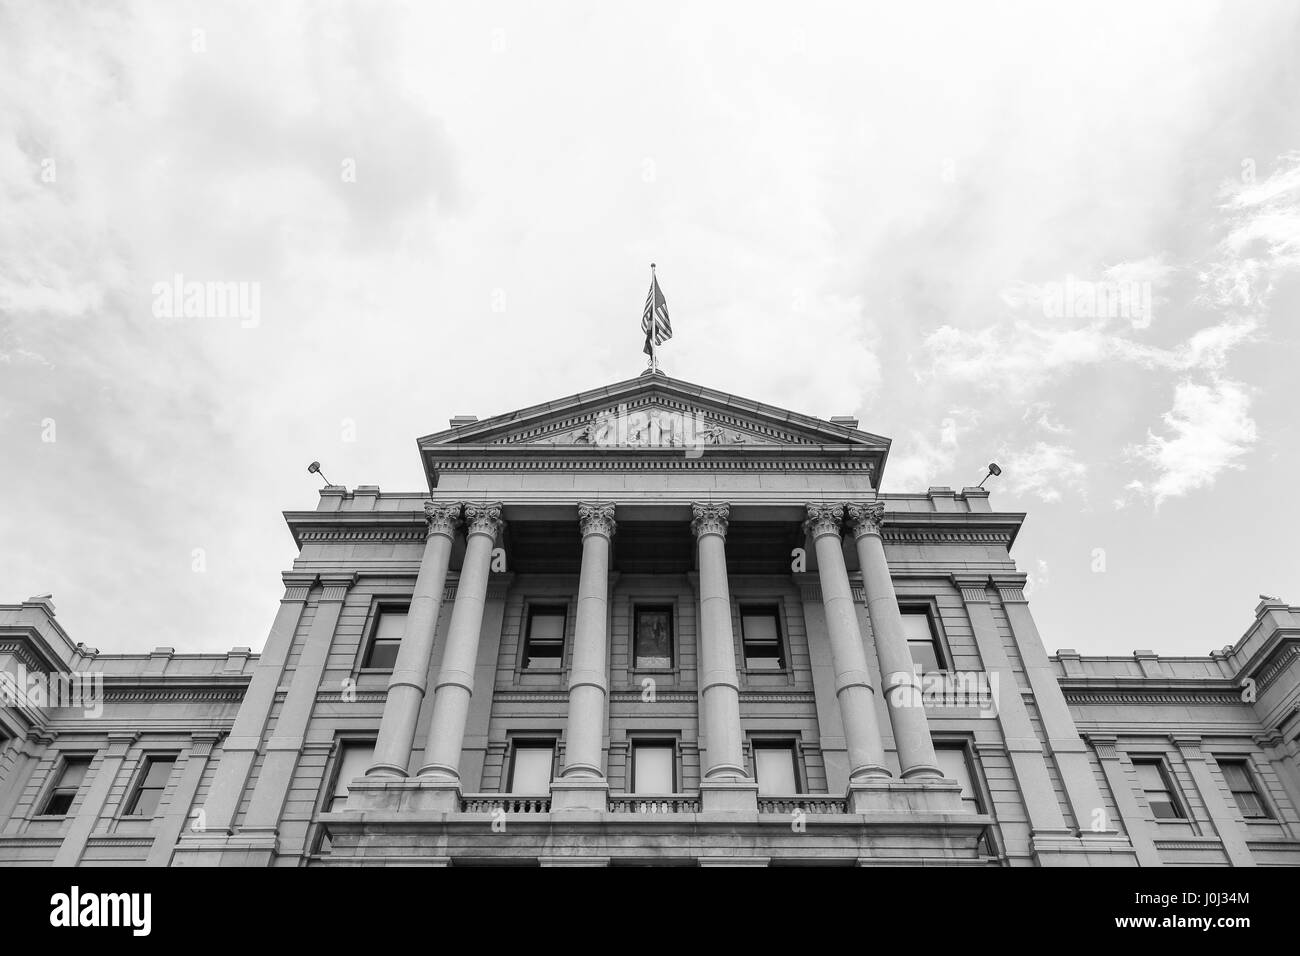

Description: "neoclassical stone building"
1 371 1298 866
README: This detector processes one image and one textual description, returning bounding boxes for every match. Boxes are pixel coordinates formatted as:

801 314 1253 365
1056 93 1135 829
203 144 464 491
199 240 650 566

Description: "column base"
170 829 278 867
549 778 609 814
700 779 759 814
847 776 964 814
345 775 462 813
1029 829 1141 867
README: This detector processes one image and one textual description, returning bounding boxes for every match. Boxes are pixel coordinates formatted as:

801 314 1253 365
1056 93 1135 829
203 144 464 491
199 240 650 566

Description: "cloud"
1021 402 1070 435
882 412 967 490
1199 151 1300 311
996 441 1086 503
1125 378 1257 506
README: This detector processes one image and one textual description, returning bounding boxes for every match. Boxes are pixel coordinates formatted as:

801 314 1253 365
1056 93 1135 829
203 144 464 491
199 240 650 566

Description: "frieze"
430 457 876 474
298 528 427 543
1063 690 1242 705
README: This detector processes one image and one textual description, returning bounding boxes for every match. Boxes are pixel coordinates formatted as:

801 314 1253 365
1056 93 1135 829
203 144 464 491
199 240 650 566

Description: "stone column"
367 502 461 778
53 732 138 867
952 573 1071 858
1172 735 1255 867
241 573 356 844
418 502 504 784
846 502 942 780
553 504 615 812
1086 735 1160 867
0 731 53 832
188 572 315 834
171 573 315 866
996 575 1116 832
804 504 889 782
146 731 222 867
1255 731 1300 836
691 503 746 781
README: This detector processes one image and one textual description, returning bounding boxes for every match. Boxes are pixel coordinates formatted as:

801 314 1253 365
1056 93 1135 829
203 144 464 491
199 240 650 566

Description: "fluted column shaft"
805 504 889 781
692 503 747 780
367 502 461 777
418 502 503 782
559 503 616 779
848 501 942 779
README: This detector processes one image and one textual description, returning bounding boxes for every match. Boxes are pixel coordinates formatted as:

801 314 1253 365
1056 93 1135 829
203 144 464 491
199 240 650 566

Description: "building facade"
1 371 1298 866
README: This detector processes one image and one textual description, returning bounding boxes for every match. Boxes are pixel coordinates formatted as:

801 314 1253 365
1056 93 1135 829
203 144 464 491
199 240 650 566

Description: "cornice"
425 449 880 474
1064 686 1244 706
1251 641 1300 693
284 511 427 548
416 372 891 450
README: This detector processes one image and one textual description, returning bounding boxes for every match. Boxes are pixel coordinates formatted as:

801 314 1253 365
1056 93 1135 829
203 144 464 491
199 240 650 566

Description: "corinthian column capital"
690 502 730 539
846 501 886 539
804 503 845 539
577 502 616 539
463 501 504 538
423 501 463 539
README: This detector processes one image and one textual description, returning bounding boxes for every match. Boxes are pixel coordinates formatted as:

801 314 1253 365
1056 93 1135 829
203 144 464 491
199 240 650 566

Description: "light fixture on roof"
976 462 1002 489
307 461 333 486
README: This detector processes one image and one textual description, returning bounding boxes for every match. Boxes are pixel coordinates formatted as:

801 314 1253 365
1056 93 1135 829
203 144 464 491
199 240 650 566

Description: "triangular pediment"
418 372 891 451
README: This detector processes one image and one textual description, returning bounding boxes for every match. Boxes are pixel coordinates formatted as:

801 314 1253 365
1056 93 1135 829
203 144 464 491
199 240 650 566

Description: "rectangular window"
1133 758 1185 819
1218 759 1271 819
362 606 409 670
753 741 799 796
935 745 982 812
633 606 673 670
523 606 567 670
631 741 676 794
40 756 92 816
900 608 944 673
507 741 555 794
325 742 375 813
124 755 177 817
740 606 785 671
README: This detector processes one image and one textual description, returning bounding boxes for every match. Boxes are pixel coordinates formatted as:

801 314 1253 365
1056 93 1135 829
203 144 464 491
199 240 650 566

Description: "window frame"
750 737 802 796
739 604 788 673
37 753 94 818
505 738 557 794
1216 757 1273 820
359 601 412 673
933 741 984 813
897 603 949 673
629 738 679 795
631 604 676 673
315 737 377 854
1131 756 1187 821
521 604 569 673
122 753 179 818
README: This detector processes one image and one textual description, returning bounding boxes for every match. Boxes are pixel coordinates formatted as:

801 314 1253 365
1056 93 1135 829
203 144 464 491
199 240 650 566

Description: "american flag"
642 265 672 356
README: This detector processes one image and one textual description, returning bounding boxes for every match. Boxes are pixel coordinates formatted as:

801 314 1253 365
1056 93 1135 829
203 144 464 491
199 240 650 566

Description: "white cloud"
996 441 1086 503
1126 378 1257 506
1199 151 1300 310
882 413 967 491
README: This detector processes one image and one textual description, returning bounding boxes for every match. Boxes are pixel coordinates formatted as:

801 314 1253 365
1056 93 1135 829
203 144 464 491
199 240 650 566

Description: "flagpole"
648 262 659 373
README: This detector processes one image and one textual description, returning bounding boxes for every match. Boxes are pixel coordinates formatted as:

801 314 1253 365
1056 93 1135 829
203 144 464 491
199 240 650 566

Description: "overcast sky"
2 1 1298 658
